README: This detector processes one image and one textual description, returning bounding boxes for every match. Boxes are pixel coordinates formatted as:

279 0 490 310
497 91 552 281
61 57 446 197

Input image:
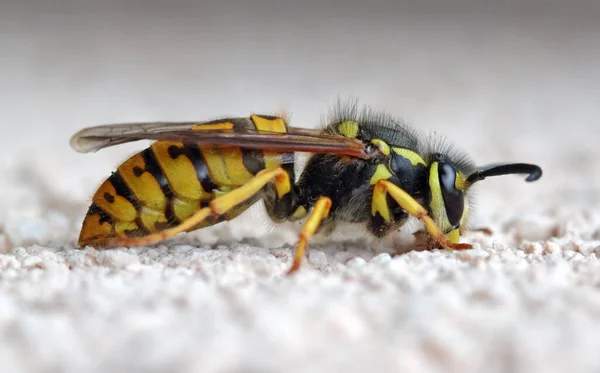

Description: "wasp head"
426 155 542 244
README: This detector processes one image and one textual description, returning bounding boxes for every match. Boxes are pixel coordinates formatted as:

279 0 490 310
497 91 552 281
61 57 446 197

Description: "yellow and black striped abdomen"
78 115 291 246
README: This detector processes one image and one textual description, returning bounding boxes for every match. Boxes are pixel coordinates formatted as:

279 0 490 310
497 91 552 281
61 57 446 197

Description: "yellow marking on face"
172 197 199 222
371 183 391 222
152 142 210 200
292 206 307 219
445 228 460 244
250 115 287 133
79 214 113 245
370 164 393 185
117 153 167 212
455 172 467 191
371 139 390 156
139 207 168 232
428 162 452 233
192 122 234 131
338 120 359 138
392 147 426 166
200 145 256 187
114 221 140 237
93 180 137 222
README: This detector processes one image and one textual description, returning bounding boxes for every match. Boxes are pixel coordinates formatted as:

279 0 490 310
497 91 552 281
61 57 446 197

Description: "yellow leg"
287 196 332 274
110 167 291 247
376 180 472 251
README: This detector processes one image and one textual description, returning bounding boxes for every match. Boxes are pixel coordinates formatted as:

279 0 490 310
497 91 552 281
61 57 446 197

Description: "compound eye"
440 163 458 193
438 162 464 227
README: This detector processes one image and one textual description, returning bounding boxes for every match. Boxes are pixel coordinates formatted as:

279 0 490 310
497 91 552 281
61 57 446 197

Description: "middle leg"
287 196 332 274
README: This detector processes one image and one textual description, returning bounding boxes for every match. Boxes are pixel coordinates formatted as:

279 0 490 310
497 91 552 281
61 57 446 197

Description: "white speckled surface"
1 1 600 372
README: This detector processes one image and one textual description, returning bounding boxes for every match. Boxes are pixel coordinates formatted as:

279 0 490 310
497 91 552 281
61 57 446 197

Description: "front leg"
373 180 472 251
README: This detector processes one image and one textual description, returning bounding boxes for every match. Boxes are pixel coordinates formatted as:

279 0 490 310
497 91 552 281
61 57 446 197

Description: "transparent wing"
70 121 369 159
70 122 201 152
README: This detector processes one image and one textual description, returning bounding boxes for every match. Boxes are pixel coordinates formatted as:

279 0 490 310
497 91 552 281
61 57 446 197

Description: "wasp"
70 104 542 273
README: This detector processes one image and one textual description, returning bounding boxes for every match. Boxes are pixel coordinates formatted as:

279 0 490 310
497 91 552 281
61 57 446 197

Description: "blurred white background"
0 0 599 232
2 0 598 152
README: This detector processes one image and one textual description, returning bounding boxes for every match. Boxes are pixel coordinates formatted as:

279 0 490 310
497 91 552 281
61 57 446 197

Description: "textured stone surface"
1 1 599 372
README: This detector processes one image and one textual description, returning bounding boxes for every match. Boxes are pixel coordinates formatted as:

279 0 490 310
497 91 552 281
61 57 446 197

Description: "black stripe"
109 171 139 208
141 148 179 225
231 118 253 131
109 171 150 235
103 192 115 203
186 145 219 192
87 202 114 225
241 148 266 175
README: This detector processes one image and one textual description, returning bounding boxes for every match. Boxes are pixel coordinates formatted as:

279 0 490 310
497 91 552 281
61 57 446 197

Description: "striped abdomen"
78 115 291 246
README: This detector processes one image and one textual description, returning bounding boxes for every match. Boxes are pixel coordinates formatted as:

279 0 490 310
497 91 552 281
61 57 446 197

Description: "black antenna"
466 163 542 185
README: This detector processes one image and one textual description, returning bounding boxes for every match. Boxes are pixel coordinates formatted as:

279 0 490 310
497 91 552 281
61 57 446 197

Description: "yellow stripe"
93 180 137 222
371 183 391 222
371 139 390 156
114 221 140 237
392 147 426 166
192 122 234 131
446 228 460 243
151 142 210 200
139 207 168 232
428 162 452 232
200 145 255 186
370 164 394 222
250 115 287 133
274 170 291 198
338 120 359 138
173 197 200 222
369 164 393 185
455 172 467 191
117 153 167 213
292 206 307 219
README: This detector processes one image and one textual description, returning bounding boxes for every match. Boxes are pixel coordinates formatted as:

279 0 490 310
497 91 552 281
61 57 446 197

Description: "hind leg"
110 167 294 247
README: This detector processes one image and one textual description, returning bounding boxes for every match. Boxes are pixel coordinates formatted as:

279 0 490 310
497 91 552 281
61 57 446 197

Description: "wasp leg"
287 196 332 275
374 180 472 251
110 167 293 247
